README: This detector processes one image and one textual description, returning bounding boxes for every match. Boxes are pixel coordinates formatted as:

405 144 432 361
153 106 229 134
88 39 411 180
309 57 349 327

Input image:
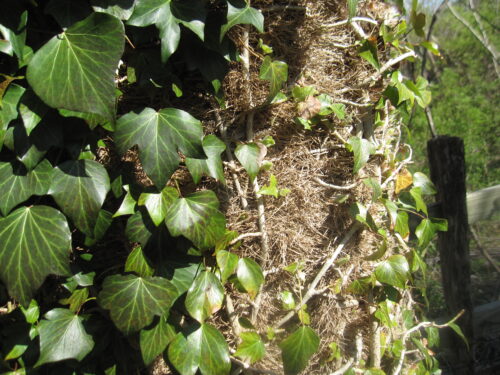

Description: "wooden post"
427 136 474 374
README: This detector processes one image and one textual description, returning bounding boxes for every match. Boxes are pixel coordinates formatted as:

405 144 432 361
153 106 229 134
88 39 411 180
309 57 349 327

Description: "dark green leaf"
448 322 468 349
115 107 204 187
27 13 125 122
19 90 49 135
125 210 155 246
259 56 288 101
168 323 231 375
138 186 178 226
346 136 375 174
0 84 25 150
234 331 265 364
36 308 94 366
279 326 320 375
220 0 264 39
216 250 238 283
415 218 436 248
163 261 203 295
186 135 226 184
0 206 71 305
375 255 410 289
125 246 154 277
185 271 224 323
0 10 32 66
364 238 387 261
98 274 178 334
84 209 113 246
237 258 264 299
91 0 136 20
140 316 176 366
49 160 110 236
359 39 380 70
235 143 261 181
166 190 224 248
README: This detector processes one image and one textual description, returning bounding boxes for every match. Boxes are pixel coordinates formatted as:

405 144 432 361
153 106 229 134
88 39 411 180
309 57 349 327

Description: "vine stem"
274 223 362 329
391 310 465 375
360 51 417 86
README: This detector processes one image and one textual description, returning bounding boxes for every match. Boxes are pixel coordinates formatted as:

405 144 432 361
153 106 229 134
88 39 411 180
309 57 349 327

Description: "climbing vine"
0 0 464 374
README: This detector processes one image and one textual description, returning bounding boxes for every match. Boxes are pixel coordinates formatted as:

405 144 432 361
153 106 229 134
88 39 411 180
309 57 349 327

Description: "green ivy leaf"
166 190 225 248
138 186 178 226
168 323 231 375
113 185 137 217
115 107 204 188
237 258 264 299
412 172 436 195
0 10 32 66
363 177 382 202
128 0 206 63
235 143 261 181
140 316 176 366
27 13 125 122
185 271 224 323
234 331 266 364
19 90 49 136
415 218 447 248
375 255 410 289
259 56 288 101
84 209 113 246
59 288 89 313
0 84 25 150
91 0 136 20
279 326 320 375
409 187 428 215
395 211 409 238
359 39 380 70
0 206 71 305
49 160 110 236
125 246 154 277
35 308 94 366
98 274 178 334
346 136 376 174
216 250 239 283
280 291 296 310
220 0 264 40
186 135 226 184
21 299 40 324
258 174 279 197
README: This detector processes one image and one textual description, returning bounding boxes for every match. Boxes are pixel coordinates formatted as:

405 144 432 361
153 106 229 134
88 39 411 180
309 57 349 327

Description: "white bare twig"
229 232 263 245
361 51 417 86
313 177 357 191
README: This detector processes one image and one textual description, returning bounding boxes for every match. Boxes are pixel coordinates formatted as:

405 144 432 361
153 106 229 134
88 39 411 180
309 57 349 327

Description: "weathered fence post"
427 136 474 374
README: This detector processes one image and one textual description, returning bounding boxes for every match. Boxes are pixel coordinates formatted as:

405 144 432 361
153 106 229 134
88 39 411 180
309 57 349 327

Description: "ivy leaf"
128 0 206 63
0 84 25 150
26 13 125 122
84 209 113 246
0 206 71 305
115 107 204 188
165 190 224 248
138 186 178 226
216 250 239 283
412 172 436 195
59 288 89 313
363 178 382 202
280 291 296 310
259 56 288 101
375 255 410 289
409 187 428 215
185 271 224 323
395 211 409 238
0 10 32 66
415 218 443 248
235 143 261 181
186 135 226 184
113 185 138 217
125 246 154 278
237 258 264 299
19 90 49 136
346 136 376 174
140 316 176 366
49 160 110 236
279 326 320 375
258 174 279 198
220 0 264 40
168 323 231 375
98 274 178 334
36 309 94 366
234 331 266 364
359 39 380 70
91 0 136 20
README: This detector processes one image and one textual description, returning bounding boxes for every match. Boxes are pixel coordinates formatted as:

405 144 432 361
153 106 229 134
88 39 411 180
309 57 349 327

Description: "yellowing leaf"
395 168 413 194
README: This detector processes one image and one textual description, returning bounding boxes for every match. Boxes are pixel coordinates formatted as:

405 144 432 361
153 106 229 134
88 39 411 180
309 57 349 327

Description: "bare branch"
229 232 263 245
313 177 357 191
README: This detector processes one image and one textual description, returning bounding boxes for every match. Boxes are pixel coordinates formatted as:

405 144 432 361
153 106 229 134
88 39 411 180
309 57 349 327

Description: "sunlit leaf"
115 107 204 187
279 326 320 375
234 331 265 364
185 271 224 322
138 186 178 226
216 250 239 283
359 39 380 70
27 13 125 122
125 246 154 278
36 308 94 366
140 316 176 366
235 143 262 181
237 257 264 299
98 274 178 334
186 135 226 184
0 206 71 305
0 83 25 150
91 0 136 20
259 56 288 101
375 255 410 289
412 172 436 195
346 136 375 174
220 0 264 40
